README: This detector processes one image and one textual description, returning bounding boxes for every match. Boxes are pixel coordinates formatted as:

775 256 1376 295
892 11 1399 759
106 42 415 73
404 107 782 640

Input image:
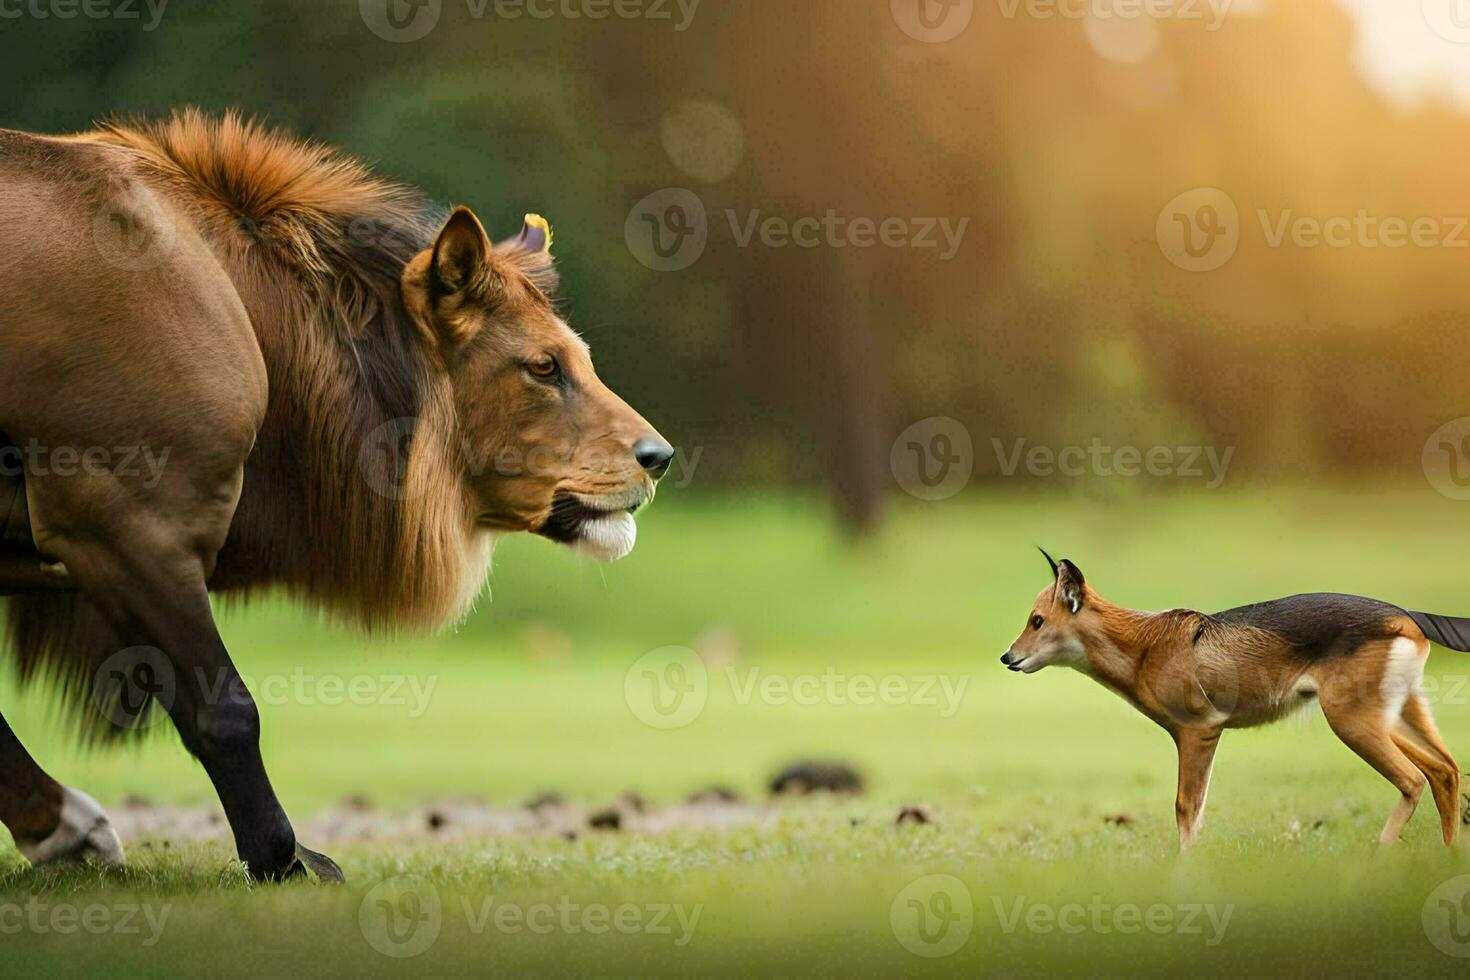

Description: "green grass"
5 487 1470 975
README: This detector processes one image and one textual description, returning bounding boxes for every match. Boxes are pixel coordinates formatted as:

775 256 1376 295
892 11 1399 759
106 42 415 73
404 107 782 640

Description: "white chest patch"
1381 636 1426 723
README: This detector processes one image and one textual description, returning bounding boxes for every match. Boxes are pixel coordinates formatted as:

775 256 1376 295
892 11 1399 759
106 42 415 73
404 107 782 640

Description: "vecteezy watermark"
0 899 170 946
0 440 171 489
357 416 703 500
727 210 969 261
461 895 701 946
359 876 702 958
891 417 975 501
360 0 699 43
995 0 1232 31
360 876 443 958
625 188 709 272
0 0 167 30
1423 874 1470 958
1423 418 1470 501
993 437 1235 489
624 191 971 272
891 875 974 958
890 878 1234 960
890 0 975 43
623 647 971 730
1423 0 1470 44
1156 187 1240 272
93 647 176 731
90 188 179 271
992 895 1233 945
1159 187 1470 272
624 647 709 730
93 652 440 730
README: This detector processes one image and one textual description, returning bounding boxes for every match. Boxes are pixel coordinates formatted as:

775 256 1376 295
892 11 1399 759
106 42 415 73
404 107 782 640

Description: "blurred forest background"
2 0 1468 530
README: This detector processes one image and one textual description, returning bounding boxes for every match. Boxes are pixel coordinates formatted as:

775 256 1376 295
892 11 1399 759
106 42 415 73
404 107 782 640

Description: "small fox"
1001 550 1465 849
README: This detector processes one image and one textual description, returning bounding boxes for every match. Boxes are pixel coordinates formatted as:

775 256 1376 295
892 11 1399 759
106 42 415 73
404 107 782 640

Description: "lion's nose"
633 438 675 478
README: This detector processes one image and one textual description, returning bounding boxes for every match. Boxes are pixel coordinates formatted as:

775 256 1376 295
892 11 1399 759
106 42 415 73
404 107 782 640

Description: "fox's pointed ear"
432 206 494 295
1057 559 1085 614
1038 547 1059 578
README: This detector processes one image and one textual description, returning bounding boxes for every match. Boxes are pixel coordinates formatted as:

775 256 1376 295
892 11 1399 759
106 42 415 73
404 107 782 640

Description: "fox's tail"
1408 611 1470 652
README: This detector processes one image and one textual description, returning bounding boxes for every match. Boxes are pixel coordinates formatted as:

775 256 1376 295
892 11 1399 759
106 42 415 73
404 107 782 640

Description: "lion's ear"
504 213 552 255
432 206 493 294
497 213 559 295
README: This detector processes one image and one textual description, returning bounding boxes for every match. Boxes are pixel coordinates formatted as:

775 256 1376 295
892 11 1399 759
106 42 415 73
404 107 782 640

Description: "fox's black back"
1210 593 1405 660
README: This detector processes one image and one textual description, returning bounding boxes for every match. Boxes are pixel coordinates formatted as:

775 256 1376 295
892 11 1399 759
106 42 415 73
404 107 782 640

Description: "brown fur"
0 112 669 878
4 112 663 660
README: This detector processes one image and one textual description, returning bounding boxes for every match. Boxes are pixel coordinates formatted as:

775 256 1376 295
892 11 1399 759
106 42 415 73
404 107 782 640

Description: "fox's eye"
526 356 559 381
1030 614 1045 630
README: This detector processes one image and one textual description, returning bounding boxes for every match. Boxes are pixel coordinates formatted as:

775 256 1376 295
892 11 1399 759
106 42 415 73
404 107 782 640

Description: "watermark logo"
0 0 169 30
363 0 698 42
0 900 170 945
0 440 171 489
625 646 709 729
1423 417 1470 500
626 188 709 272
1156 187 1239 272
993 437 1234 489
891 417 974 501
1424 875 1470 957
891 0 975 43
993 895 1232 945
463 896 701 943
358 417 425 501
360 0 442 42
360 875 444 958
1423 0 1470 44
624 650 970 730
891 875 974 958
93 647 175 731
727 210 969 260
91 194 179 272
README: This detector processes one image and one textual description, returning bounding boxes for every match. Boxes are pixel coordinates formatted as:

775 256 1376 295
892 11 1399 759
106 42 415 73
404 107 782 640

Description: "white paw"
17 786 125 867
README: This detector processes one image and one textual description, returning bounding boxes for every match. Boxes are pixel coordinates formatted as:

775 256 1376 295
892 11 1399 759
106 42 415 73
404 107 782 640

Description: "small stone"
525 792 564 812
896 805 932 826
769 761 864 796
687 786 741 804
588 808 622 831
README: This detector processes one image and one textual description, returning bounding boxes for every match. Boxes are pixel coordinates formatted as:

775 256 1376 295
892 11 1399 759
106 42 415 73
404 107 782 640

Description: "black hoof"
293 842 345 883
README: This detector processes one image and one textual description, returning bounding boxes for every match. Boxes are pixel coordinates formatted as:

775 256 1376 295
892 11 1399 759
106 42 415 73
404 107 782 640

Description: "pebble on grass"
769 761 864 796
895 805 932 826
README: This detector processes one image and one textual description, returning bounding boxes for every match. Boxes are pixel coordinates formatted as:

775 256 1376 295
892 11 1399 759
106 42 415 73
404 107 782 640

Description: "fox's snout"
1000 650 1021 672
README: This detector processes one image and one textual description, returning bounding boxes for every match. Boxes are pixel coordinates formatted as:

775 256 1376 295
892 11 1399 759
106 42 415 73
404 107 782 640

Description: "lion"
0 111 673 880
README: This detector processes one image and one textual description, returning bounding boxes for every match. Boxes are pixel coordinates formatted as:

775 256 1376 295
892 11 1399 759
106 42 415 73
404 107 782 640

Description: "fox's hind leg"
1396 695 1460 845
1319 694 1426 844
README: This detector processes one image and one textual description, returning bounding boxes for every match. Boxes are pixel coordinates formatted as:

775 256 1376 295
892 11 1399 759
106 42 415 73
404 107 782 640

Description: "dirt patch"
108 794 776 847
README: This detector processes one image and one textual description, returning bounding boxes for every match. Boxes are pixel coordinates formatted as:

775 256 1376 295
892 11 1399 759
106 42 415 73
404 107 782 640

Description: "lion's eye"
1030 614 1045 630
526 356 559 381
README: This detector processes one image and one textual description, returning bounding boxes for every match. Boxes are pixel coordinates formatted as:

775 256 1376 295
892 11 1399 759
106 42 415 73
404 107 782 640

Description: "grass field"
5 487 1470 975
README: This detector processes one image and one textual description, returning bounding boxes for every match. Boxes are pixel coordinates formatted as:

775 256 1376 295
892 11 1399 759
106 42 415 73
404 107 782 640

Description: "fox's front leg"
1173 728 1222 849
